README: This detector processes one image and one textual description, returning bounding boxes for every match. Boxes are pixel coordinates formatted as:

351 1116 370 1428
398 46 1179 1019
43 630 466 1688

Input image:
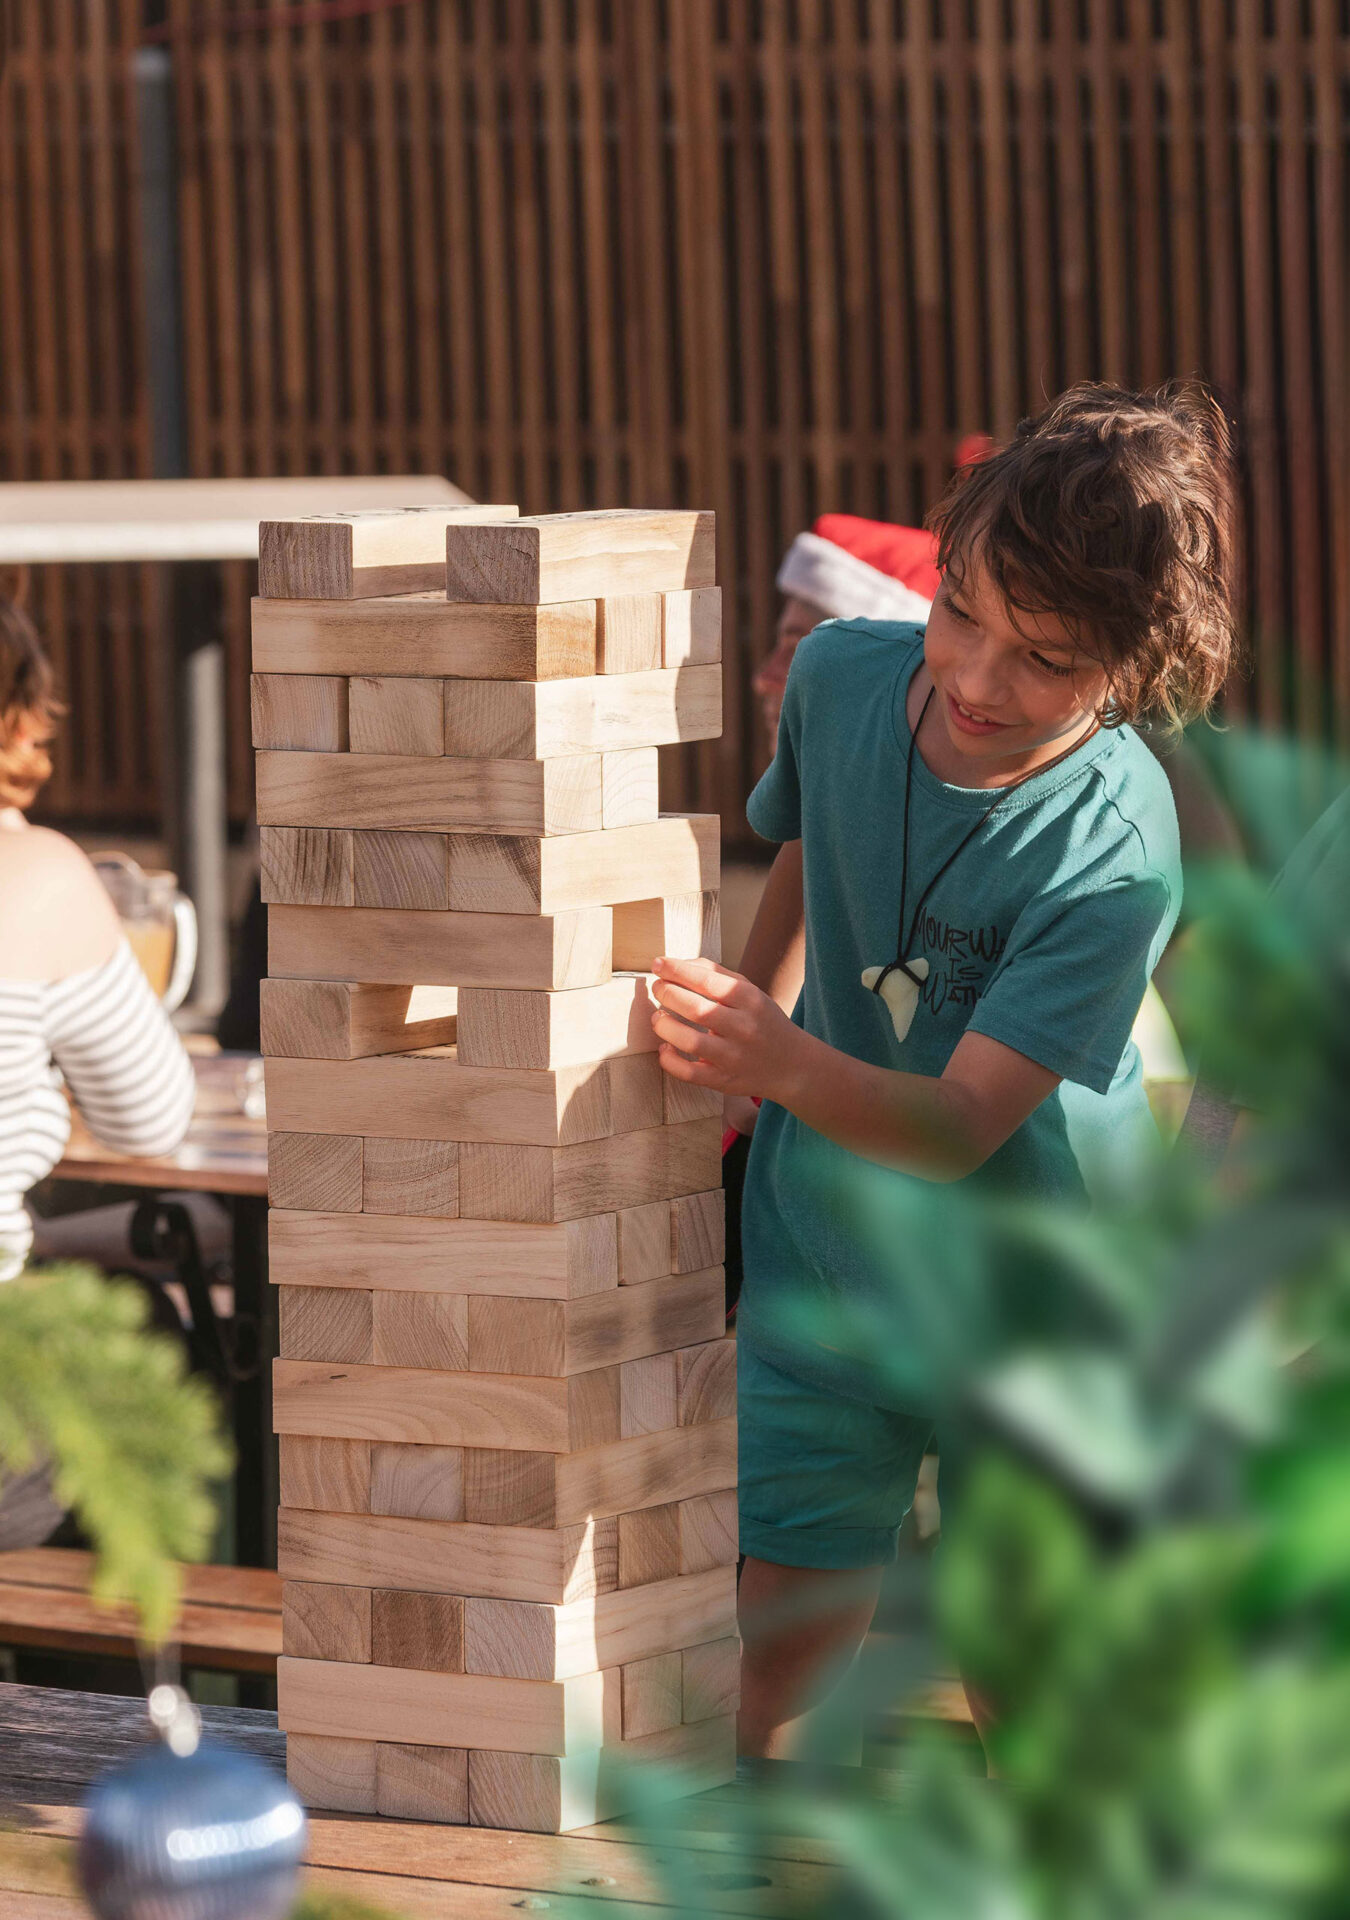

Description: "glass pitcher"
93 853 198 1013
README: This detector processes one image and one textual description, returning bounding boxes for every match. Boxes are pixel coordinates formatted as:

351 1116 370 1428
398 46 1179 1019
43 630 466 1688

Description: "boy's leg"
738 1556 886 1758
737 1340 932 1758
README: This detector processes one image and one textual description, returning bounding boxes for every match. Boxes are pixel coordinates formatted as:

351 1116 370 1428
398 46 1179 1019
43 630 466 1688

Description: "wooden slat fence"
2 0 1348 841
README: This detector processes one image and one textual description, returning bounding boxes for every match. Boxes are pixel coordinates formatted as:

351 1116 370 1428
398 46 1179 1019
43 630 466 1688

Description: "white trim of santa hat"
776 513 938 624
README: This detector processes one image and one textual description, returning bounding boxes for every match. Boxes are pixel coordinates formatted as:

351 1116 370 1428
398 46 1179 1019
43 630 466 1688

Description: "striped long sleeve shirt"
0 941 196 1279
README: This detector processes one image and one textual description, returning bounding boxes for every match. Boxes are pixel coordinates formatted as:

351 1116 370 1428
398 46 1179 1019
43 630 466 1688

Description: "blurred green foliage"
640 750 1350 1918
0 1264 230 1646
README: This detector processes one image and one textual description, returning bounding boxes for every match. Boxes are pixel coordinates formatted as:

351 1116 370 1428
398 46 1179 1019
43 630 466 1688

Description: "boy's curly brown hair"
926 380 1238 729
0 579 62 811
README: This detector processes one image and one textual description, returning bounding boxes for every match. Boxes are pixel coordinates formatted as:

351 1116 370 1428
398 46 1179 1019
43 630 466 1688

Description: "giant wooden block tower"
253 506 736 1831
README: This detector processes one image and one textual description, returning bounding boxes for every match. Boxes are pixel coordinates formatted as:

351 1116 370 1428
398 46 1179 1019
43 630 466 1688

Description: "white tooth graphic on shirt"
861 958 929 1043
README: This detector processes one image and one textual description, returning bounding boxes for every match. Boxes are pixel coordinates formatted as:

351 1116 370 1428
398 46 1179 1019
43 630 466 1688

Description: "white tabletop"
0 476 469 564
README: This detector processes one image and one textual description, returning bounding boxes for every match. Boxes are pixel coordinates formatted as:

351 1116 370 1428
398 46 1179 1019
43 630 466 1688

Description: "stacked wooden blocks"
253 506 736 1832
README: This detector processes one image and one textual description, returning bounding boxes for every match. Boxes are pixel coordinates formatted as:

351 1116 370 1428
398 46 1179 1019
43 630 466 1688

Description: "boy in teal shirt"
651 382 1238 1755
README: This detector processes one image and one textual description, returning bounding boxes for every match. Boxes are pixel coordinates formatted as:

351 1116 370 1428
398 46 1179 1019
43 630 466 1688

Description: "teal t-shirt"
740 618 1182 1404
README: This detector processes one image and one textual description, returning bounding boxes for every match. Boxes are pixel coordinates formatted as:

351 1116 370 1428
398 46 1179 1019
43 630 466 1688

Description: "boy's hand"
651 956 804 1101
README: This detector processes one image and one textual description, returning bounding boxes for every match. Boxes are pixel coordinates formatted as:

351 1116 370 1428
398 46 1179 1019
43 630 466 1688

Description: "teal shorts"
737 1338 934 1570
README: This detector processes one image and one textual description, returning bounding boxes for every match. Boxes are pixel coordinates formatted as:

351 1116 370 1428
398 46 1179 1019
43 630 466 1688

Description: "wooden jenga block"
566 1365 623 1450
463 1450 560 1528
260 827 353 907
618 1503 682 1588
372 1291 470 1371
465 1269 722 1378
287 1734 377 1814
264 1053 611 1150
671 1189 725 1273
677 1490 738 1574
276 1360 582 1453
455 975 656 1072
250 673 349 751
260 979 458 1060
268 1132 362 1212
459 1117 722 1223
601 749 659 829
351 830 449 910
278 1507 619 1606
253 595 598 680
617 1201 673 1283
553 1421 735 1525
675 1338 736 1426
349 676 446 756
277 1656 618 1756
463 1568 735 1682
445 816 718 916
444 510 714 604
282 1581 372 1664
682 1637 740 1724
279 1437 371 1515
258 505 519 600
440 664 720 759
467 1715 735 1833
268 903 613 991
361 1136 460 1216
279 1284 374 1364
376 1744 469 1822
608 1054 665 1133
663 1074 723 1124
370 1444 464 1522
620 1353 679 1437
270 1209 617 1299
622 1653 683 1738
612 891 721 970
256 751 603 837
662 586 722 667
596 594 663 673
370 1589 465 1672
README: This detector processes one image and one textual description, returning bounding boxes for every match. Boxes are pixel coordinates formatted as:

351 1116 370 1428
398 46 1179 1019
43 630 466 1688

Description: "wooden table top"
55 1045 268 1199
0 1684 842 1918
0 475 466 565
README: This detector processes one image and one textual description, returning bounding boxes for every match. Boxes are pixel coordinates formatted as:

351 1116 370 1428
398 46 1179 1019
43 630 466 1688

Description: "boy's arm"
651 955 1058 1182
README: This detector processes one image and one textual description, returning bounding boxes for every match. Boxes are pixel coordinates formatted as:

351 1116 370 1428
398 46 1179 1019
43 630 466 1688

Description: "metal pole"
134 46 231 1018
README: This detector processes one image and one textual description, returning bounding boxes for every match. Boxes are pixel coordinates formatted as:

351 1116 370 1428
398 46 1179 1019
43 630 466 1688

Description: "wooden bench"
0 1548 281 1675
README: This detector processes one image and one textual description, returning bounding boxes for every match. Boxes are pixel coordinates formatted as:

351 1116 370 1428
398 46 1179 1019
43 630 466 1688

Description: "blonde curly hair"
0 585 61 811
927 380 1238 730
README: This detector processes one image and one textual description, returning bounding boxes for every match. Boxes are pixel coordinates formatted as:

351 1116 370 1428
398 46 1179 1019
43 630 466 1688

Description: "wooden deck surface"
0 1684 841 1918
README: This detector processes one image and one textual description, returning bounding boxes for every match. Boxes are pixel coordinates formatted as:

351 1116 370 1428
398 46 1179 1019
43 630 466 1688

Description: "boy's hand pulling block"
445 509 715 604
259 505 518 600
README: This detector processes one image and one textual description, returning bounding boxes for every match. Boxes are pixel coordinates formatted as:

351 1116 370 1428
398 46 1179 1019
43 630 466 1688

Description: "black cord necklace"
863 680 1100 1040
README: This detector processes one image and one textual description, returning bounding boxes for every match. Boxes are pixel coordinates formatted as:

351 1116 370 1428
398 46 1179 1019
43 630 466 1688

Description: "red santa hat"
776 513 940 623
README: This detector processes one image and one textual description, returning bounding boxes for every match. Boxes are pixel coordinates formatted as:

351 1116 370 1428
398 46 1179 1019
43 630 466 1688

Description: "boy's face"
923 557 1110 776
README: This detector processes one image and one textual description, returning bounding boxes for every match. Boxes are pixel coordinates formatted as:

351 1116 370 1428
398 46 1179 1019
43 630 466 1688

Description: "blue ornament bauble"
78 1738 307 1920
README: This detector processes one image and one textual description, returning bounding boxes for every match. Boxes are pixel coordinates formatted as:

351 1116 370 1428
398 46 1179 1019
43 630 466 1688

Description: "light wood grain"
260 980 459 1060
455 975 656 1072
618 1504 682 1589
670 1190 725 1273
440 663 721 759
370 1444 464 1523
252 593 597 679
445 815 718 916
462 1449 559 1528
360 1136 460 1216
250 673 348 751
617 1201 673 1284
269 1210 617 1300
277 1507 618 1606
444 510 715 604
662 586 722 667
273 1359 571 1452
256 750 603 837
278 1437 371 1515
349 676 446 756
682 1637 740 1724
375 1743 469 1822
677 1490 738 1575
622 1653 683 1738
601 749 659 828
268 903 613 992
620 1353 679 1438
265 1052 611 1149
675 1338 736 1426
553 1419 736 1525
279 1285 373 1364
464 1713 735 1832
609 1055 668 1135
663 1073 722 1125
459 1118 722 1223
370 1589 465 1673
258 505 518 599
282 1581 372 1664
464 1568 735 1685
596 594 662 673
463 1269 720 1378
267 1132 362 1212
278 1656 614 1756
351 829 449 910
260 827 353 907
612 892 721 971
287 1733 377 1815
372 1292 470 1371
